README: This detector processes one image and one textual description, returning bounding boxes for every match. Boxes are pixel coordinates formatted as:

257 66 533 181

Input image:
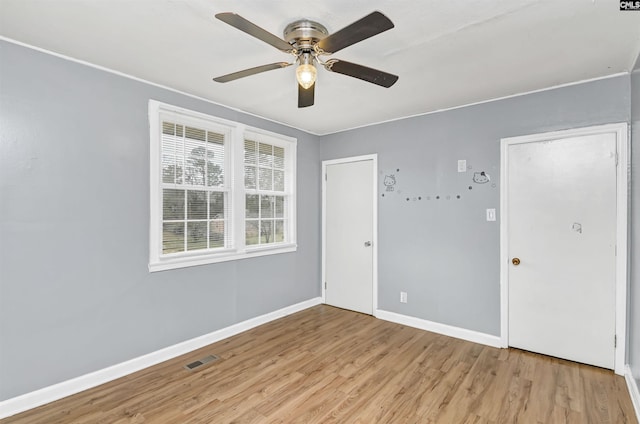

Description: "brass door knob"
512 258 521 266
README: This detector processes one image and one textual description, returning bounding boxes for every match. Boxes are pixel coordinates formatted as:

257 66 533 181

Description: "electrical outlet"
400 291 407 303
457 160 467 172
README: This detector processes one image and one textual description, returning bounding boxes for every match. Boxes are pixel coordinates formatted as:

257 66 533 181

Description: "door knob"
512 257 521 266
364 241 372 247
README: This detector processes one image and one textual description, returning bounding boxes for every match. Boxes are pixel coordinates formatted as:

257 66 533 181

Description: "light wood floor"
3 305 637 423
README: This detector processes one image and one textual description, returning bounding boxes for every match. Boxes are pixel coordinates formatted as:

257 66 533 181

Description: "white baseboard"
625 365 640 422
375 309 502 348
0 297 322 420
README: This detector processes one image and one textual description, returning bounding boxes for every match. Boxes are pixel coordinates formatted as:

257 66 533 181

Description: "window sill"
148 243 297 272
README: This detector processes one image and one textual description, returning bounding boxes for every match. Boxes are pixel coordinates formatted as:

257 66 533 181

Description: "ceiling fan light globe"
296 64 316 89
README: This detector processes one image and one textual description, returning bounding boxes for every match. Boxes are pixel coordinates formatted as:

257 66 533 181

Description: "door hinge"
324 281 327 290
614 334 617 348
325 173 327 181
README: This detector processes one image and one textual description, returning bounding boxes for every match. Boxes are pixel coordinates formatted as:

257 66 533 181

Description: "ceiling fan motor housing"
283 19 328 50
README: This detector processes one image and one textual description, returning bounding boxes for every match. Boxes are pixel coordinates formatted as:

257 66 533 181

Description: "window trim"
149 100 297 272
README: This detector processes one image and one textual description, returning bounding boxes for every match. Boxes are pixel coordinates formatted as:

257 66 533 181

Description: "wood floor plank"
2 305 636 424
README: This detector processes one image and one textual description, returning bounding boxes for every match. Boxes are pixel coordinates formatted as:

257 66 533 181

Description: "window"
160 122 230 254
149 101 296 271
244 138 288 246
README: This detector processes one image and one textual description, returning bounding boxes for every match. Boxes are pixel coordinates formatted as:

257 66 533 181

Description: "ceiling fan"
213 11 399 108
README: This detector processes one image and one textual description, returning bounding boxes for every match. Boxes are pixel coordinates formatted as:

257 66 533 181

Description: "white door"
324 158 375 314
507 132 617 369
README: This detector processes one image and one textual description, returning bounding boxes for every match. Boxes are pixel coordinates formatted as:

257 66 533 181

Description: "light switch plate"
486 208 496 221
458 160 467 172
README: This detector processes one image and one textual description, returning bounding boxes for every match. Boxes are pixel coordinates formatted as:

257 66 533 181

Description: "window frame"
149 100 297 272
243 130 295 250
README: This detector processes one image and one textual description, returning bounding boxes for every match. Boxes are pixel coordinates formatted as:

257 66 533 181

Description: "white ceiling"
1 0 639 135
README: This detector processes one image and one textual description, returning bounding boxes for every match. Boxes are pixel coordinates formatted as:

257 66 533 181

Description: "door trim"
500 123 629 375
322 154 378 315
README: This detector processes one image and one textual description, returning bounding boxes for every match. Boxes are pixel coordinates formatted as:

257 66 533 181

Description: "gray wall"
631 66 640 387
320 76 632 337
0 41 321 401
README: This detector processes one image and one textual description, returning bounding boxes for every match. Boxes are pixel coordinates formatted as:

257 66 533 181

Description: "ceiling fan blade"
213 62 292 83
298 83 315 108
317 11 394 54
215 13 294 53
325 60 398 88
